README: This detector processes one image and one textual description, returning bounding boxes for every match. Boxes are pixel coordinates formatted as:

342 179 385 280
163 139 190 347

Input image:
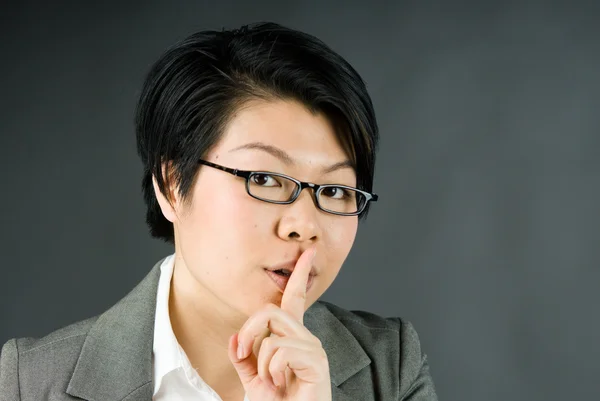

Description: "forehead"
214 99 350 165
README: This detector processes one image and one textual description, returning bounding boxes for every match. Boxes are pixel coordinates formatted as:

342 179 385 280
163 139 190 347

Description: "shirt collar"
152 254 181 395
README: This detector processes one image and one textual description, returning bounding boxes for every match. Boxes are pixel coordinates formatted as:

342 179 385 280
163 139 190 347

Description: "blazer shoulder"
1 316 99 399
319 300 400 329
14 316 98 354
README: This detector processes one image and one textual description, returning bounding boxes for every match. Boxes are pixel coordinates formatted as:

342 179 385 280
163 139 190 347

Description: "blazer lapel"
64 259 370 400
66 261 163 401
304 302 371 399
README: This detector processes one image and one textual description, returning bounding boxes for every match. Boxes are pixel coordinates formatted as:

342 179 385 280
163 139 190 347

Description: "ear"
152 163 179 223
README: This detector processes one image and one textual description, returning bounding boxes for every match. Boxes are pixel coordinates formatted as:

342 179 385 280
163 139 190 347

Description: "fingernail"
237 342 244 360
311 249 317 263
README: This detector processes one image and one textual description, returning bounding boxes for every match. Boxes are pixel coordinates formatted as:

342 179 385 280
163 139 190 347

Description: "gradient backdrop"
1 1 598 400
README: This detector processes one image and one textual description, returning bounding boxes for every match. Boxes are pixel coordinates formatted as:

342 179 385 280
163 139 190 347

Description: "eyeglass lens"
247 173 365 214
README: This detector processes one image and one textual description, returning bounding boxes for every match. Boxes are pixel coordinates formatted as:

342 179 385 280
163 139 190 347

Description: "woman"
0 22 437 400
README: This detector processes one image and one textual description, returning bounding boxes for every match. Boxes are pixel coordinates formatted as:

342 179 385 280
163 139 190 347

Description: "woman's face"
160 99 359 318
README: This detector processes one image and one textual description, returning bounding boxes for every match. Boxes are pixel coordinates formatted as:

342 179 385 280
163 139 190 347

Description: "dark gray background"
1 1 598 400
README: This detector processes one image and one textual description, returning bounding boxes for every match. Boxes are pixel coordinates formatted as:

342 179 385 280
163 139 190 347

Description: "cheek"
329 218 358 252
187 182 271 266
322 219 358 274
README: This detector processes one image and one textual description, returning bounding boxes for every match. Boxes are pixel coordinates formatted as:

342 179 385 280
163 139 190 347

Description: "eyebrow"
229 141 355 174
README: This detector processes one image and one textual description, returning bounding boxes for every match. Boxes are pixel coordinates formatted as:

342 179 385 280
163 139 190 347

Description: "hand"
228 247 332 401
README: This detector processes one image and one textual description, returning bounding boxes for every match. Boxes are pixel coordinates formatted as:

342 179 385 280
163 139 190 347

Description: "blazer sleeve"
0 338 21 401
398 320 438 401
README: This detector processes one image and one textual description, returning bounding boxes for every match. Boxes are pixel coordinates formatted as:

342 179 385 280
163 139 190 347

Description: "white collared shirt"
152 254 249 401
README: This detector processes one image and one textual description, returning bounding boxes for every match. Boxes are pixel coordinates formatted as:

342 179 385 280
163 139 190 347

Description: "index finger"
280 247 316 323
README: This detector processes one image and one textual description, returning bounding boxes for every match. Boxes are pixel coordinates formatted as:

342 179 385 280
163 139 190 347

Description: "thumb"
228 332 258 387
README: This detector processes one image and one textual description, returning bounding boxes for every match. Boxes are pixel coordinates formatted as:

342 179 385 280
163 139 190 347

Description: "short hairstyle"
135 22 379 243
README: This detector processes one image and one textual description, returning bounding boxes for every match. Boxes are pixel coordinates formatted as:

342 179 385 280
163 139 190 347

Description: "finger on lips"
231 247 319 393
237 247 317 361
280 247 317 323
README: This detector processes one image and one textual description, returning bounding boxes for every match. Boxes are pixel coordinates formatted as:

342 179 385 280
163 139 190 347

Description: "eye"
251 174 280 187
321 186 350 200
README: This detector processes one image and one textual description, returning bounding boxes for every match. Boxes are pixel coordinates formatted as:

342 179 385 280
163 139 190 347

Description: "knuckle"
260 336 273 350
269 351 285 375
318 348 329 363
268 361 279 377
258 366 270 382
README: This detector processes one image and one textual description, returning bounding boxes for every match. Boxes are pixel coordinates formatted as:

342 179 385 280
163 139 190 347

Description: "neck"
168 255 244 389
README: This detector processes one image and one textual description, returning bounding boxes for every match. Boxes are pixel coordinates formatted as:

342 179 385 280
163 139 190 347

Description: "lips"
265 261 318 277
264 263 316 293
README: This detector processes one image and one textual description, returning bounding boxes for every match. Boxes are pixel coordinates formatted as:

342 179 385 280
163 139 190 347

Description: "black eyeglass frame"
198 159 378 216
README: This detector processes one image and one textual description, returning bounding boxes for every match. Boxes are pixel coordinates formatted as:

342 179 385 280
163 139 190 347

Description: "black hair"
135 22 379 243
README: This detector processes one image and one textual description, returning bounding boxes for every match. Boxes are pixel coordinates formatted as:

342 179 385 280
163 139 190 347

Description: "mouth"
265 260 318 277
264 265 316 293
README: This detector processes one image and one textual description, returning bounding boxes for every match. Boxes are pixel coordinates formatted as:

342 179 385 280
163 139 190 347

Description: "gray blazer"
0 260 438 400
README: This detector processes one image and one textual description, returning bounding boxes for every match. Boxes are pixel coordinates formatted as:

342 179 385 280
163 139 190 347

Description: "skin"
153 98 359 400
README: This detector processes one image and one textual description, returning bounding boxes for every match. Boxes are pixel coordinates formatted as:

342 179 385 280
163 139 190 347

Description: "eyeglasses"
198 159 378 216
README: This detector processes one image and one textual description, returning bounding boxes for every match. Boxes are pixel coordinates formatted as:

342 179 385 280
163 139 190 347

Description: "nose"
276 189 322 242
